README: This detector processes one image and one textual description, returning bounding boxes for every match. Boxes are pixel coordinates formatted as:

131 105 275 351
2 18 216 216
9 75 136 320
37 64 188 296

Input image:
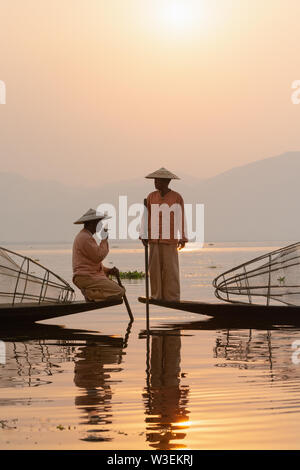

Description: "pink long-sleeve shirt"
72 228 109 281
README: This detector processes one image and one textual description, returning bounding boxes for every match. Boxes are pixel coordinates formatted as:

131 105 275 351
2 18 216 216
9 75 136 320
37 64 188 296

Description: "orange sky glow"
0 0 300 185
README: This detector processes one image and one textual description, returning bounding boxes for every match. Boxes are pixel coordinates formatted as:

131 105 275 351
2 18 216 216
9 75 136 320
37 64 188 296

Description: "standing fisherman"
141 168 188 301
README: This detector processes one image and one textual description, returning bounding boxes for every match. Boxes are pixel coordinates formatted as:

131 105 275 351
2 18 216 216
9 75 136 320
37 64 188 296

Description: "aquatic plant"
119 271 145 279
278 276 285 285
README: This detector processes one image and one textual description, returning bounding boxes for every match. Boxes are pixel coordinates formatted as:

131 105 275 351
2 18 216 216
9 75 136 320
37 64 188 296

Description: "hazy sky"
1 0 300 186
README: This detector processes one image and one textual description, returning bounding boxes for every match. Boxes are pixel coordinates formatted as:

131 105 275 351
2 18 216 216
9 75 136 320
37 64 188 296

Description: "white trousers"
149 243 180 301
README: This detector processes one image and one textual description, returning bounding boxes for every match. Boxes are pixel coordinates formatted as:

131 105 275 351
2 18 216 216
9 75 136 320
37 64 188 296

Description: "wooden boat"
138 296 300 322
0 246 123 323
139 242 300 322
0 298 123 323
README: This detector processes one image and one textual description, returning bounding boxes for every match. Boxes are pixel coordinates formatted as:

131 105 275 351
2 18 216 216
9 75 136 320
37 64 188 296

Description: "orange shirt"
145 190 188 245
72 228 109 280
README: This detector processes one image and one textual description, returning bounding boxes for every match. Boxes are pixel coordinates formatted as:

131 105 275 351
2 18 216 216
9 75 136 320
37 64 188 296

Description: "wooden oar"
116 272 134 322
143 198 150 330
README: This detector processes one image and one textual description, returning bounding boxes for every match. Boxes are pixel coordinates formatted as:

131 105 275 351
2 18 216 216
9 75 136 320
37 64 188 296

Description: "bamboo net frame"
213 242 300 306
0 246 75 305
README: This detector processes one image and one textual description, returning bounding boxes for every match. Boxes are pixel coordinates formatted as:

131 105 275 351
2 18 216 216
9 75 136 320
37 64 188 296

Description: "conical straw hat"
73 208 111 225
145 167 180 180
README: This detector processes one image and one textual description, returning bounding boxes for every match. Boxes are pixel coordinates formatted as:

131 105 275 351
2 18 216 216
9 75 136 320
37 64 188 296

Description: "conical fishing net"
213 242 300 306
0 247 74 305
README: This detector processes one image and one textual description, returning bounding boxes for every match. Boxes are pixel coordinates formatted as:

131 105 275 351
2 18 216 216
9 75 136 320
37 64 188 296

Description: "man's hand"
108 266 119 277
102 227 109 240
177 240 186 250
140 237 148 247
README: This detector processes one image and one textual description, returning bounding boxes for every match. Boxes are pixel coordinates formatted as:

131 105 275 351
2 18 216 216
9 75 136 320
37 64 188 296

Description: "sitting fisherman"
72 208 125 302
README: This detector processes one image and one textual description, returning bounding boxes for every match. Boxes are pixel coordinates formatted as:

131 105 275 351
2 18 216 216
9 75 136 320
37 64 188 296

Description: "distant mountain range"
1 151 300 243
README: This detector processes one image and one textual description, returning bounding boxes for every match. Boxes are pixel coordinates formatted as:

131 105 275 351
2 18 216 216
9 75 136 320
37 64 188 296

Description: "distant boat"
0 246 123 323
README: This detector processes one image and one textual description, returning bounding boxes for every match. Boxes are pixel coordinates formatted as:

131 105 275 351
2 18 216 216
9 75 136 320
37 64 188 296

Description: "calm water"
1 241 300 450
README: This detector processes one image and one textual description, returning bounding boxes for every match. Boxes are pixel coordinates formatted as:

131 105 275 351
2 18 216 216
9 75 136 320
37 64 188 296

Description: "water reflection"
161 318 300 382
143 330 190 450
0 321 132 441
214 329 273 369
74 327 131 442
0 340 72 389
213 327 300 382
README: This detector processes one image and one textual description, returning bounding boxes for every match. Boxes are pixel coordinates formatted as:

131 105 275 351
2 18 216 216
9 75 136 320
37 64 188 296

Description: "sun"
160 1 194 30
155 0 206 35
140 0 215 41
